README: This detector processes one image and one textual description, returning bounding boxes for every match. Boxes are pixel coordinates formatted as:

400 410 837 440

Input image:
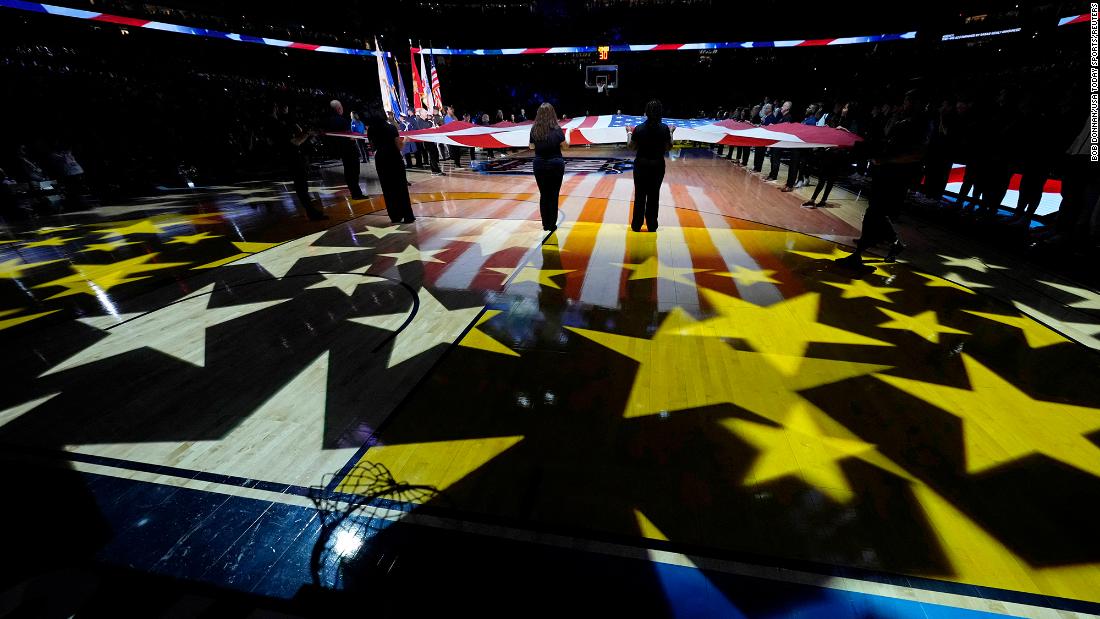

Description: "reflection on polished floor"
1 152 1099 617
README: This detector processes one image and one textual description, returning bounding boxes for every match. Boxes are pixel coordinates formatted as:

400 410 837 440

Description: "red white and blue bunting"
0 0 386 57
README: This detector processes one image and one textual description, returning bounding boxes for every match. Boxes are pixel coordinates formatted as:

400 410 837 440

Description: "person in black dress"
529 102 568 232
322 99 367 199
367 110 415 223
628 100 675 232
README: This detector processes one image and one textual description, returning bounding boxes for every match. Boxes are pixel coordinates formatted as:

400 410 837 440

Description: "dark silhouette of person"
271 101 326 220
528 102 567 232
367 109 415 223
837 90 928 266
323 99 366 199
628 100 675 233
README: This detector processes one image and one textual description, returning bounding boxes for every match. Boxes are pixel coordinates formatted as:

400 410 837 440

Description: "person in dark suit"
323 99 366 199
752 103 774 173
367 109 415 223
529 102 568 232
628 100 675 232
767 100 793 182
412 108 443 173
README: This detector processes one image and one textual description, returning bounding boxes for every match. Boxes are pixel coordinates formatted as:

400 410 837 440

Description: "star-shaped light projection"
76 312 144 330
166 232 222 245
0 258 64 279
0 308 60 331
71 351 360 488
489 263 575 289
341 435 525 494
95 219 167 238
79 240 140 253
459 310 519 357
938 254 1007 273
876 308 970 344
874 354 1100 477
1040 281 1100 310
915 272 989 294
613 256 708 286
674 290 892 371
40 294 289 376
305 269 382 297
722 404 882 503
234 232 362 277
22 237 81 248
348 287 482 368
568 310 914 497
823 279 902 303
569 308 891 421
32 254 189 300
379 245 447 266
355 225 410 240
1011 302 1100 351
712 266 781 286
788 247 851 261
963 309 1069 348
193 240 285 271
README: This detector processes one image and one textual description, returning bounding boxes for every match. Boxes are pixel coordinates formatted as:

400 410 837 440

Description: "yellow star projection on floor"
676 289 892 368
0 308 61 331
32 254 189 300
0 258 64 279
964 309 1069 348
491 263 576 289
714 265 781 286
876 308 970 344
459 310 520 357
874 354 1100 477
22 236 81 248
79 240 140 253
721 405 881 503
824 279 902 303
613 256 708 285
568 308 891 422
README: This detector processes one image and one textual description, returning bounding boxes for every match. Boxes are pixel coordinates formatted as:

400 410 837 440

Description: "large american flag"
329 115 860 149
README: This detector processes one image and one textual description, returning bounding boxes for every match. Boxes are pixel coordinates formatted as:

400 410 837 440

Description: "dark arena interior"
1 1 1099 617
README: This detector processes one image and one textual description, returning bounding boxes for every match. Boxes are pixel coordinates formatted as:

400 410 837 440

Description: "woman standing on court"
628 100 675 232
529 102 568 232
367 109 415 224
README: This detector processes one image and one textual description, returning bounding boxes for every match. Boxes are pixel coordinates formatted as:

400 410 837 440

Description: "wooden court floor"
1 151 1099 616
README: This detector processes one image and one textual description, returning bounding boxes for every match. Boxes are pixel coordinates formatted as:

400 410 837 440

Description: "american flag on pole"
430 53 443 110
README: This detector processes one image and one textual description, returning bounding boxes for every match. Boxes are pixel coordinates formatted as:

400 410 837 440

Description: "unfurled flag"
430 53 443 110
418 49 435 111
392 56 411 117
374 38 396 115
410 47 426 109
